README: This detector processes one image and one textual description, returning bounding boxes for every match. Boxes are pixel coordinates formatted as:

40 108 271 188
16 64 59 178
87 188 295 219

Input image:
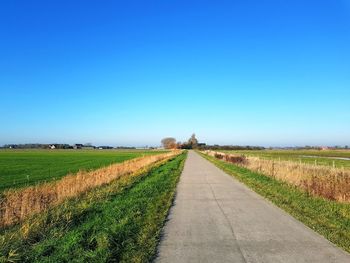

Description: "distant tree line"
202 145 265 150
161 134 201 149
179 134 199 149
1 143 120 149
161 134 267 151
114 146 137 149
2 144 73 149
161 134 265 150
159 135 350 151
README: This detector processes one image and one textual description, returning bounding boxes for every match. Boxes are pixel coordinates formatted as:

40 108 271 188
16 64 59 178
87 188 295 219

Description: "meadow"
0 153 186 262
0 149 164 191
205 150 350 202
223 149 350 169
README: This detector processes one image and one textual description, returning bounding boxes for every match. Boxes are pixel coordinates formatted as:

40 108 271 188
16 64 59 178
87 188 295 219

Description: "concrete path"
155 151 350 263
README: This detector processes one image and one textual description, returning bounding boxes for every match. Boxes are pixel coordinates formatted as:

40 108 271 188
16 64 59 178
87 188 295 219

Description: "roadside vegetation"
0 151 179 227
224 149 350 168
0 152 186 262
200 152 350 253
0 150 165 191
204 150 350 202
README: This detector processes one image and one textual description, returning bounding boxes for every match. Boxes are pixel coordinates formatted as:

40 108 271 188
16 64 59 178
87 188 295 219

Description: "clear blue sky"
1 0 349 147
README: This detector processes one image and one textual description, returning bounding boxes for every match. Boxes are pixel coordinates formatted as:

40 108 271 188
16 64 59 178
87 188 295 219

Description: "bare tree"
161 137 177 149
188 133 198 148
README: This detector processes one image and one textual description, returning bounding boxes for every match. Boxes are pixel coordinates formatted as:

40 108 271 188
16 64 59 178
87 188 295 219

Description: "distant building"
73 144 84 149
98 146 114 149
7 144 18 149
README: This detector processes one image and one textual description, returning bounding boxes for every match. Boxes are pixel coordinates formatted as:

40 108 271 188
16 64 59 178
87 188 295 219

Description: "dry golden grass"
203 150 350 202
0 151 181 227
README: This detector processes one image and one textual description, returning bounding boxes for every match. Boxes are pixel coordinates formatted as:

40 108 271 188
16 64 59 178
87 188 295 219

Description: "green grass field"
0 149 164 191
223 149 350 168
0 152 186 262
200 152 350 253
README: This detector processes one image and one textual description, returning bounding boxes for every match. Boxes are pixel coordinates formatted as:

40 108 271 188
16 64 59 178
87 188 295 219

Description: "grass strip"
199 152 350 253
0 152 186 262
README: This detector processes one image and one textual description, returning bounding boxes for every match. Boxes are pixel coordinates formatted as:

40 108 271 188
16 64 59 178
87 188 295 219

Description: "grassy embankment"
1 151 179 227
207 150 350 202
0 150 164 191
200 152 350 253
0 152 186 262
224 149 350 168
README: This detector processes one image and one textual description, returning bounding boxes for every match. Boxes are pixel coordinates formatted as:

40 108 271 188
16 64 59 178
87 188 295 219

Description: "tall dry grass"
0 151 181 227
203 150 350 202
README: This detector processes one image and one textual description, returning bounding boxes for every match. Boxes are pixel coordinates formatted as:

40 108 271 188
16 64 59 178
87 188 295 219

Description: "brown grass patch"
203 150 350 202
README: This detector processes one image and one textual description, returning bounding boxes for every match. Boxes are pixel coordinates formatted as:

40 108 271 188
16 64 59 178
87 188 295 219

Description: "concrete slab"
155 151 350 263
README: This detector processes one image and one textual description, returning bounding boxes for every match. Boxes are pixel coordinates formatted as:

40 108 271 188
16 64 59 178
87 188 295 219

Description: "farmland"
0 149 165 191
0 152 186 262
223 149 350 169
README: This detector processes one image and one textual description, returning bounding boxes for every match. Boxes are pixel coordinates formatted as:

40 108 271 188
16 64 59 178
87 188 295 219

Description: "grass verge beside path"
0 152 187 263
199 152 350 253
